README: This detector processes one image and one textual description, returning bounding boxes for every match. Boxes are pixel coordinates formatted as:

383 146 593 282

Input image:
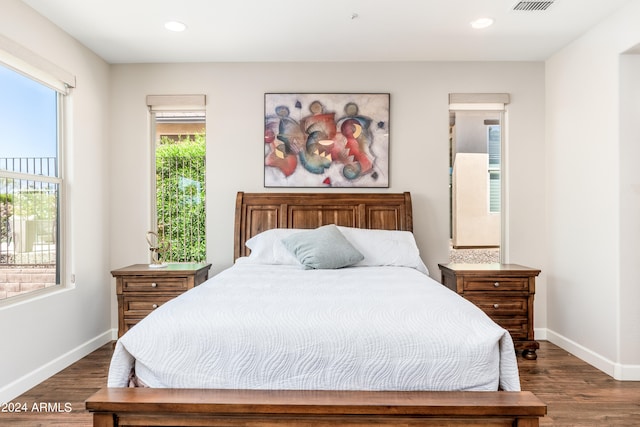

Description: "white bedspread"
108 262 520 391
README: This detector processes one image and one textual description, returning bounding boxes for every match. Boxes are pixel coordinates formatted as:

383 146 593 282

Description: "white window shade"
147 95 206 112
449 93 509 111
0 34 75 94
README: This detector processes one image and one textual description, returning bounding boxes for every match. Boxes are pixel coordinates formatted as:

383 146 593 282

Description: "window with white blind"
147 95 206 263
0 35 74 301
487 124 501 213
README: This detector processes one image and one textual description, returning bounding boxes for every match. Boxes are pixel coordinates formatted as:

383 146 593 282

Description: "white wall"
619 54 640 371
0 0 112 402
545 0 640 379
109 60 547 330
452 153 501 247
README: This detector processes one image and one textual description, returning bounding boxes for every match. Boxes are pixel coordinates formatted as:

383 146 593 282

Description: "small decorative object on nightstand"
438 263 541 360
111 263 211 338
146 231 171 268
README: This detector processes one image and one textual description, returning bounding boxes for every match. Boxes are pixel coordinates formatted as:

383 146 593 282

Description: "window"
0 65 63 301
448 93 508 264
487 124 501 213
148 96 206 263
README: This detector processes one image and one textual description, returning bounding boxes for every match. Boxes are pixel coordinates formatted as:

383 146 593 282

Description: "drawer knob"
152 304 158 309
151 282 157 288
493 303 500 309
493 282 500 287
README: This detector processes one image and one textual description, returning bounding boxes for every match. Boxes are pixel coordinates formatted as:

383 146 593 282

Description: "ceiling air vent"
512 0 556 11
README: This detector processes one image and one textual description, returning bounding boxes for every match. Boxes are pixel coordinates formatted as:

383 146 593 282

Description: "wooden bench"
86 388 546 426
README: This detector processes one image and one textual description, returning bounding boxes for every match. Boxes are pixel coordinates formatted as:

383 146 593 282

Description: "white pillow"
245 225 429 275
337 226 429 275
244 228 303 265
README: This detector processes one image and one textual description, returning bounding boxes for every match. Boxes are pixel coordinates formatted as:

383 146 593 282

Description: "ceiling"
21 0 631 64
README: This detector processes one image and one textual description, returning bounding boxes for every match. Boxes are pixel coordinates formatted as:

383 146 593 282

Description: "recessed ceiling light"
470 17 494 29
164 21 187 32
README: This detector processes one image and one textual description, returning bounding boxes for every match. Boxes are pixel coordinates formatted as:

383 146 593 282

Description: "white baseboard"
0 328 116 403
543 328 640 381
533 327 547 340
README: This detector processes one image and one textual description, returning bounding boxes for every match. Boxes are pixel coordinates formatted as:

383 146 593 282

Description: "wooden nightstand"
438 263 541 360
111 263 211 338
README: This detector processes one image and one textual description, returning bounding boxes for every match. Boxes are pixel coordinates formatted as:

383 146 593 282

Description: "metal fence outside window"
1 157 58 267
155 151 206 263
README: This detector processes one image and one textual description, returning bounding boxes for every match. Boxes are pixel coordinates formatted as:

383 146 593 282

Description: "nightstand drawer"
463 277 528 292
123 317 143 334
491 317 529 340
124 295 175 316
122 277 189 292
464 294 527 316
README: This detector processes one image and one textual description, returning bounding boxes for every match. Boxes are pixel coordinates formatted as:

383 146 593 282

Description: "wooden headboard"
234 192 413 260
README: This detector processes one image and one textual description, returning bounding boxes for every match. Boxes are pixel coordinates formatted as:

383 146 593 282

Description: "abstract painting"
264 93 389 187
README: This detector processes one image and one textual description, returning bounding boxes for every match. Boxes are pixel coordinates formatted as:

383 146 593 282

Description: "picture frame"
264 93 389 188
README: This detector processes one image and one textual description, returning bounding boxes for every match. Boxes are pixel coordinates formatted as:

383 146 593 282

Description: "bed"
86 192 546 426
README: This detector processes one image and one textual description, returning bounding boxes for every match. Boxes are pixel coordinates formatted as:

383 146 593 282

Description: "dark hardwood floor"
1 340 639 426
0 341 113 426
518 342 640 425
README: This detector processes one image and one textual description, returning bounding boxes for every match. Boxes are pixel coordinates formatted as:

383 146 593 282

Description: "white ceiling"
21 0 631 64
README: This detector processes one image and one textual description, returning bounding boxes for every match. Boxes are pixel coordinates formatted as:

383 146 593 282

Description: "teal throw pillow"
281 224 364 269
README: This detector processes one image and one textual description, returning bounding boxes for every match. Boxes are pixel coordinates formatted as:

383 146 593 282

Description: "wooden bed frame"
87 192 546 426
